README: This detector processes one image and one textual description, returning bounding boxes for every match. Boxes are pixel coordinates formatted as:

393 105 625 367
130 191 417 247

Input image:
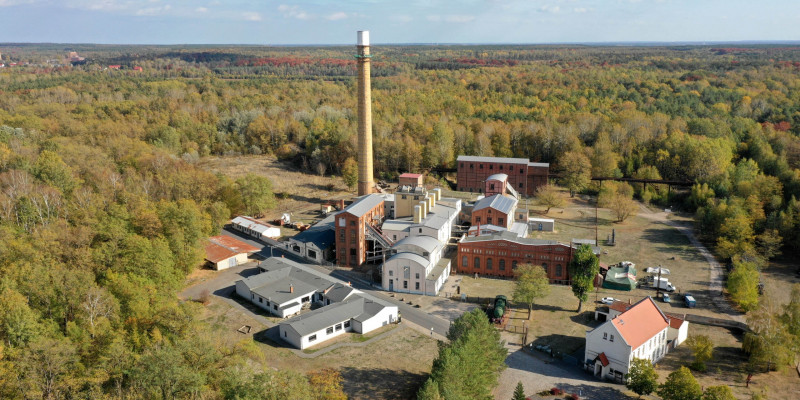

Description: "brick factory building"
456 231 600 284
335 194 386 266
456 155 549 196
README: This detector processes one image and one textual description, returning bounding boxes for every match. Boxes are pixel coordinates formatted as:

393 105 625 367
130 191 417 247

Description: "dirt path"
636 205 745 323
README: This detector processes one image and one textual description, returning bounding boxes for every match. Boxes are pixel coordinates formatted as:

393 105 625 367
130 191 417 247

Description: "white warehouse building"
382 236 451 296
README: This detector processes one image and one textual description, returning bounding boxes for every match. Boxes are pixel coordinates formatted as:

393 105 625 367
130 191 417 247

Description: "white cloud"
278 4 310 20
539 5 560 14
195 7 207 13
325 11 347 21
242 11 262 21
135 4 170 16
573 7 587 13
445 15 475 23
0 0 37 6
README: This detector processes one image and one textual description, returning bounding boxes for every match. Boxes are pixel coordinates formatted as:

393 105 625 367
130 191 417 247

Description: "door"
389 280 394 291
228 257 237 268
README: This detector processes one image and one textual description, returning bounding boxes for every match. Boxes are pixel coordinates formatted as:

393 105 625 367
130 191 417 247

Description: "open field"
196 296 438 400
198 155 354 222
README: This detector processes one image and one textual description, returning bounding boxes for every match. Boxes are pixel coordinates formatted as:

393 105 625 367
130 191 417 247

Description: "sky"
0 0 798 45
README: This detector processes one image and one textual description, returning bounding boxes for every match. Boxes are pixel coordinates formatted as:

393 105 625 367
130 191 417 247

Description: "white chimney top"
357 31 369 46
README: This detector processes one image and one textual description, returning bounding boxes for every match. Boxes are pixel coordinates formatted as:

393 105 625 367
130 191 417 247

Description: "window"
326 327 334 335
389 270 394 276
603 332 608 340
350 248 356 256
556 264 563 277
487 217 493 224
403 281 408 289
415 282 420 290
284 331 287 337
475 217 481 223
489 164 493 170
479 164 483 169
339 230 345 241
512 260 518 269
519 168 524 173
470 163 474 169
335 323 342 331
610 334 614 342
499 259 506 271
519 182 523 188
350 220 355 226
309 334 317 342
500 165 504 170
273 304 278 310
301 296 310 303
474 257 480 269
393 235 396 240
415 273 420 279
419 228 422 233
462 256 468 268
486 258 493 270
490 183 495 190
542 263 548 273
401 195 407 199
344 320 351 328
307 249 317 259
350 231 356 240
498 218 504 226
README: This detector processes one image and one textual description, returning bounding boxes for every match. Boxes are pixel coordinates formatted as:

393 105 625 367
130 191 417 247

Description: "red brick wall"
456 239 574 283
335 202 385 266
457 160 527 194
526 165 549 195
471 208 511 229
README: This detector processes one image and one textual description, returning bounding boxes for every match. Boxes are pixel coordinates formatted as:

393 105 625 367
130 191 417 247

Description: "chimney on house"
290 284 294 294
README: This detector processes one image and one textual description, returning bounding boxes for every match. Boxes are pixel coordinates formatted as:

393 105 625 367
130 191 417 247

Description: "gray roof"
486 173 508 182
572 239 597 245
528 162 550 168
324 283 357 303
461 231 601 254
473 194 517 214
291 223 335 249
427 257 451 281
457 155 529 165
381 220 413 233
341 194 384 218
281 297 366 336
239 258 333 304
386 252 431 267
392 235 441 254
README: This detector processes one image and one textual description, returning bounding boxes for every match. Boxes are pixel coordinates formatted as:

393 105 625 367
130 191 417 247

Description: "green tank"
492 295 507 320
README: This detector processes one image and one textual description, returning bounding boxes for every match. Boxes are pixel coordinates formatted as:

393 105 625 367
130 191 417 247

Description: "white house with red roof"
584 296 673 382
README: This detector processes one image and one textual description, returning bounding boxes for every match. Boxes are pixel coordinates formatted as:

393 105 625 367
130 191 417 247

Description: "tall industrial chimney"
356 30 375 196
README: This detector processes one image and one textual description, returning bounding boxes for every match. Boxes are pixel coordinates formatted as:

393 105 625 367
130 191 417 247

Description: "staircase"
365 224 394 262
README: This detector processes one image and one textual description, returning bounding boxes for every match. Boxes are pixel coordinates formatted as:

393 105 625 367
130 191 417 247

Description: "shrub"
550 387 563 395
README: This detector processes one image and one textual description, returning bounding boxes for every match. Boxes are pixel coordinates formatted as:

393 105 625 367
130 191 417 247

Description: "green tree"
0 283 40 347
342 158 358 191
236 174 277 217
626 358 659 398
512 264 550 319
598 182 638 222
535 185 565 214
20 336 79 400
657 366 703 400
34 150 76 194
559 151 591 197
702 385 736 400
417 378 443 400
130 342 205 399
425 309 507 400
726 260 759 312
512 381 526 400
568 244 600 312
685 335 714 371
744 299 794 371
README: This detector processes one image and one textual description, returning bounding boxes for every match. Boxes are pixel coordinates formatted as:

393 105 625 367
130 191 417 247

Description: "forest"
1 43 799 398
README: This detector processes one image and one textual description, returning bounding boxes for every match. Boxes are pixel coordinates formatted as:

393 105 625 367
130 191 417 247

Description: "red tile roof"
398 173 423 178
204 235 260 263
609 300 631 313
665 312 687 329
597 352 609 367
611 297 669 350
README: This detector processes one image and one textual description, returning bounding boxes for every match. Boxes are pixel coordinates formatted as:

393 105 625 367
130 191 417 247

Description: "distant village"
0 50 142 71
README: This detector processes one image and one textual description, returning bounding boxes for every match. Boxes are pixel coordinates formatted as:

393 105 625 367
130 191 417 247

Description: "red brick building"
335 194 385 266
471 194 517 229
456 155 549 196
398 173 424 188
457 231 599 284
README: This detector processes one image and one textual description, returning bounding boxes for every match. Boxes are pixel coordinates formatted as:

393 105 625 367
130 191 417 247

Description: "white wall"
359 306 398 334
238 286 315 318
585 323 631 378
382 257 431 295
214 253 249 270
295 318 354 349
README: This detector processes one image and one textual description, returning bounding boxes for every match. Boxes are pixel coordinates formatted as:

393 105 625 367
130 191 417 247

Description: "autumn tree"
702 386 736 400
568 244 600 312
236 174 277 217
342 158 358 191
657 366 702 400
559 151 591 197
626 358 658 398
512 264 550 319
685 335 714 371
727 260 760 312
744 299 794 371
307 368 347 400
598 182 638 222
535 185 565 214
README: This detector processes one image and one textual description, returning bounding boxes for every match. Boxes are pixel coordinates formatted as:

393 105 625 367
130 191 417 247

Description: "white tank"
357 31 369 46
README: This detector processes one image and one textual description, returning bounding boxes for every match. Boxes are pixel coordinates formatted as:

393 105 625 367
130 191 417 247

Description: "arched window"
542 263 548 274
474 257 480 269
486 258 493 270
462 256 468 268
556 264 563 277
512 260 518 269
499 259 506 271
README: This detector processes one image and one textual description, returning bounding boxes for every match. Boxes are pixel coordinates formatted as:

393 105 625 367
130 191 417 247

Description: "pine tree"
512 381 526 400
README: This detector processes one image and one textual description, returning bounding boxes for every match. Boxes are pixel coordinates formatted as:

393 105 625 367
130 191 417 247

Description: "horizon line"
2 40 800 47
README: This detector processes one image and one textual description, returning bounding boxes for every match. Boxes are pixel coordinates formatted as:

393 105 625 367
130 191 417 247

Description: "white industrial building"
235 258 398 349
230 216 281 240
381 192 461 244
584 297 682 383
286 213 336 264
382 236 451 296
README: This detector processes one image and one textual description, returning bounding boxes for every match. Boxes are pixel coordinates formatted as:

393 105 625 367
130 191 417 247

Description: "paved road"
494 350 639 400
196 228 453 339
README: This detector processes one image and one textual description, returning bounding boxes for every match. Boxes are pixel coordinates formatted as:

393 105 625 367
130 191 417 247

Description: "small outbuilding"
231 216 281 240
528 217 555 232
205 236 260 270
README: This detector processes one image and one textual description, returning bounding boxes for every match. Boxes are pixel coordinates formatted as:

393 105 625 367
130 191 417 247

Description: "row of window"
603 332 615 342
460 257 564 276
462 162 526 174
307 320 352 343
474 216 505 225
387 270 420 279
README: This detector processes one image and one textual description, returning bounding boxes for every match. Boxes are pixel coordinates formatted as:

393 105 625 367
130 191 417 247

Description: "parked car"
662 293 671 303
684 293 696 308
601 297 617 304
